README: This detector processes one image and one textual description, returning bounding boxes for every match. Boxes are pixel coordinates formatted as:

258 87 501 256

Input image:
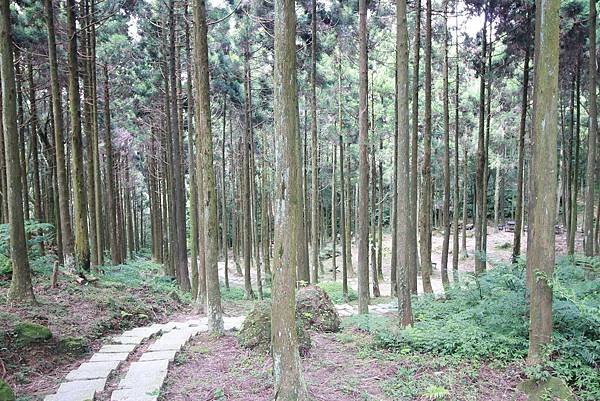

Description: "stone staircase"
43 316 245 401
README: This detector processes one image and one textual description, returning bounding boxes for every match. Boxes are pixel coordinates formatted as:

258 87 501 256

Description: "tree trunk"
272 0 310 396
310 0 319 284
584 0 598 256
452 15 460 281
568 60 581 255
419 0 433 294
440 0 450 290
66 0 91 272
193 0 223 332
357 0 370 313
2 0 35 303
474 12 487 274
370 144 380 297
527 0 559 362
513 47 530 261
397 0 413 326
409 0 421 295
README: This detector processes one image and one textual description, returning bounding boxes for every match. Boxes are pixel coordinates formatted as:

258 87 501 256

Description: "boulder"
296 285 341 332
58 336 89 355
237 301 311 356
13 322 52 346
0 380 14 401
517 377 575 401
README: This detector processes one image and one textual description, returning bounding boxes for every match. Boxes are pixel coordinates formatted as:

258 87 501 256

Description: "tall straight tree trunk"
169 0 190 290
397 0 413 326
568 61 581 255
222 96 230 289
272 0 310 396
27 57 44 256
187 13 199 299
370 144 380 297
193 0 223 333
419 0 433 293
440 0 450 290
482 25 493 266
474 12 487 274
103 65 120 266
310 0 319 284
452 16 460 281
527 0 559 362
242 40 255 299
81 0 98 267
2 0 35 303
377 137 383 280
584 0 598 256
462 146 468 256
331 142 337 281
357 0 370 314
261 130 271 284
45 0 72 262
66 0 91 272
513 47 530 261
409 0 421 295
391 69 399 297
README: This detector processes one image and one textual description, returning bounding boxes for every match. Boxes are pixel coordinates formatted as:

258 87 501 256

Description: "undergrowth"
344 255 600 400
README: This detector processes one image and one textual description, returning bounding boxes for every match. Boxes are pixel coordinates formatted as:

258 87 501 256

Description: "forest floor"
0 227 588 400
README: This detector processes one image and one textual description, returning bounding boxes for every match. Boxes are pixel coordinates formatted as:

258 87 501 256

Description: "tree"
357 0 370 314
2 0 35 303
66 0 91 273
527 0 560 362
192 0 223 334
584 0 597 257
310 0 320 284
396 0 413 327
271 0 310 396
419 0 433 294
440 0 451 290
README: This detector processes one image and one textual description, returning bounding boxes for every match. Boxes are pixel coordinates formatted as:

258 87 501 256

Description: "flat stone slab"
117 359 169 390
111 387 159 401
121 326 162 338
138 350 177 362
112 335 146 345
89 352 130 362
65 360 120 381
147 329 194 351
43 378 106 401
99 343 137 353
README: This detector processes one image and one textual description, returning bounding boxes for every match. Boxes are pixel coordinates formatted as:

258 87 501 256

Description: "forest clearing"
0 0 599 399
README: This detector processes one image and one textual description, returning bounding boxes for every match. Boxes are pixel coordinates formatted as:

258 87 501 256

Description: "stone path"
335 302 398 317
43 316 245 401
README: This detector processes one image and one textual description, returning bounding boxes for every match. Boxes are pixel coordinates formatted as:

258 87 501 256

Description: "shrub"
316 281 358 304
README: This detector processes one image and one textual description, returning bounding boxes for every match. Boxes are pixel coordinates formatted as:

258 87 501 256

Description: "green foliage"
363 257 599 400
0 221 55 256
316 281 358 303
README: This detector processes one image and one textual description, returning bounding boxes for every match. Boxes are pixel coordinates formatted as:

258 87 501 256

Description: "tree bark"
527 0 559 362
193 0 223 333
513 47 530 261
584 0 598 256
357 0 370 313
397 0 413 326
409 0 421 295
66 0 91 272
272 0 310 396
440 0 450 290
2 0 35 303
419 0 433 293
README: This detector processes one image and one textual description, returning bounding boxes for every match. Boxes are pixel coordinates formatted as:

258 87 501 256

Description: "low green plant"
367 257 599 400
316 281 358 303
